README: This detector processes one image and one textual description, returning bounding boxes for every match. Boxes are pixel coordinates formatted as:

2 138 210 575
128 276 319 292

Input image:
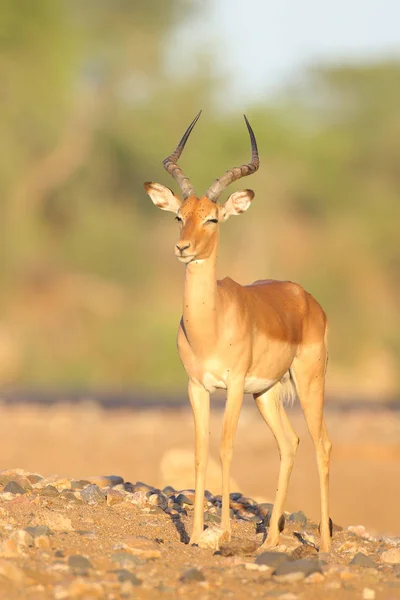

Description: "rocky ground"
0 469 399 600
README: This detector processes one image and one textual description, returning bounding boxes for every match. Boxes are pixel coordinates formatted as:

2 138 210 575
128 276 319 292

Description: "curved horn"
205 115 259 203
163 110 202 199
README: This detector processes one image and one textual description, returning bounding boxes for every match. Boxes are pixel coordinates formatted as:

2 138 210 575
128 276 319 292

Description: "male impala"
144 112 332 552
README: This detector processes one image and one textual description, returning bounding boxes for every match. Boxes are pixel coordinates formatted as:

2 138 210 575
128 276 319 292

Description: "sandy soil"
0 401 399 536
0 401 399 599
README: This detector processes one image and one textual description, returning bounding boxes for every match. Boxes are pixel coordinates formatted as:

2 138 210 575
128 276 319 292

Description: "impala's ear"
221 189 254 221
144 182 182 214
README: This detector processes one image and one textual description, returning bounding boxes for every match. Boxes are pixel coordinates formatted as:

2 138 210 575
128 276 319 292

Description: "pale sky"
168 0 400 106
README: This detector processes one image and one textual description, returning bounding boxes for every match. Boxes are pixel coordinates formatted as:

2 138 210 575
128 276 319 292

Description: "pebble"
115 536 162 559
288 510 308 527
381 548 400 564
35 534 51 549
40 485 59 497
198 527 229 550
350 552 377 568
131 481 154 493
0 559 26 583
106 489 124 506
175 493 194 507
25 525 50 538
256 552 291 568
80 484 104 504
362 588 376 600
11 529 34 548
126 491 149 507
40 512 73 531
4 481 26 495
68 555 93 572
304 571 325 583
219 539 258 556
110 552 143 567
244 563 273 574
348 525 371 539
70 480 91 490
114 569 142 585
273 558 322 583
180 567 206 583
89 475 124 488
148 492 168 510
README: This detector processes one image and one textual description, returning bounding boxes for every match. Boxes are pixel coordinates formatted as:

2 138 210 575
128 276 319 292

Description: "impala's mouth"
176 254 195 264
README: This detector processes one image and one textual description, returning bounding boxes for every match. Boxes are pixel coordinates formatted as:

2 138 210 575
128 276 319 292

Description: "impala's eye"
206 218 218 224
175 215 183 223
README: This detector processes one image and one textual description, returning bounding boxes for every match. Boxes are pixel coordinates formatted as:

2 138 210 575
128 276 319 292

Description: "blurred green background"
0 0 398 400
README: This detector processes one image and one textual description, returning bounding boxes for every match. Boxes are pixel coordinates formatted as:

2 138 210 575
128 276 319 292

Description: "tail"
278 370 298 407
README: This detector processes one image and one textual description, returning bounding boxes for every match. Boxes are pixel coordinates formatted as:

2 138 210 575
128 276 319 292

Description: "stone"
204 512 220 525
350 553 377 568
11 529 34 547
381 548 400 565
61 491 83 504
126 491 148 507
291 544 318 559
89 475 124 488
304 571 325 583
244 563 273 574
70 480 91 490
65 580 104 598
106 489 124 506
175 493 194 507
40 485 59 497
80 484 104 504
362 588 376 600
3 481 26 495
116 536 162 559
40 513 73 531
27 474 43 484
132 481 154 493
25 525 50 538
348 525 370 539
256 551 291 568
0 559 25 584
68 555 93 572
35 535 51 549
274 571 305 583
288 511 308 527
114 569 142 585
0 538 22 558
198 527 229 550
273 558 322 577
180 567 206 582
162 486 175 496
110 552 143 567
219 539 258 556
148 492 168 510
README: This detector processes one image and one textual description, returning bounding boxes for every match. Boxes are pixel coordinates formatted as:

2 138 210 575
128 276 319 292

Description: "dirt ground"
0 401 399 536
0 401 399 599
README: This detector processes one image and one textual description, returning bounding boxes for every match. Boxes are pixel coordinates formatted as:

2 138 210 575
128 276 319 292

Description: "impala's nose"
176 241 191 254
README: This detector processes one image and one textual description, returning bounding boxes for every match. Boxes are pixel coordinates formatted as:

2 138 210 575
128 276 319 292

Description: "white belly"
243 376 277 394
202 372 277 395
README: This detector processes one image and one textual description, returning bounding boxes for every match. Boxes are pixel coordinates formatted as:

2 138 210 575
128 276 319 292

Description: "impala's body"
144 112 332 552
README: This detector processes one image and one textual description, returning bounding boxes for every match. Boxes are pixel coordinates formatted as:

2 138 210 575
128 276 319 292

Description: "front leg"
188 379 210 545
220 380 244 537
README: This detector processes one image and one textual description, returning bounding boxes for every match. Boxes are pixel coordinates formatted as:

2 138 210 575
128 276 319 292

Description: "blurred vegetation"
0 1 398 399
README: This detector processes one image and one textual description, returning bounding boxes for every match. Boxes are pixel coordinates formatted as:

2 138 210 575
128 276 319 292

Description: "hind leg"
255 385 299 549
292 352 332 552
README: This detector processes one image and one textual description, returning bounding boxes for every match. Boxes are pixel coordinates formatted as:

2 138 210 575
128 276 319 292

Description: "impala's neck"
182 245 219 354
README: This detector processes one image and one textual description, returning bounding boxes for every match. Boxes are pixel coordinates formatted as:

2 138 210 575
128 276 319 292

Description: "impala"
144 112 332 552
